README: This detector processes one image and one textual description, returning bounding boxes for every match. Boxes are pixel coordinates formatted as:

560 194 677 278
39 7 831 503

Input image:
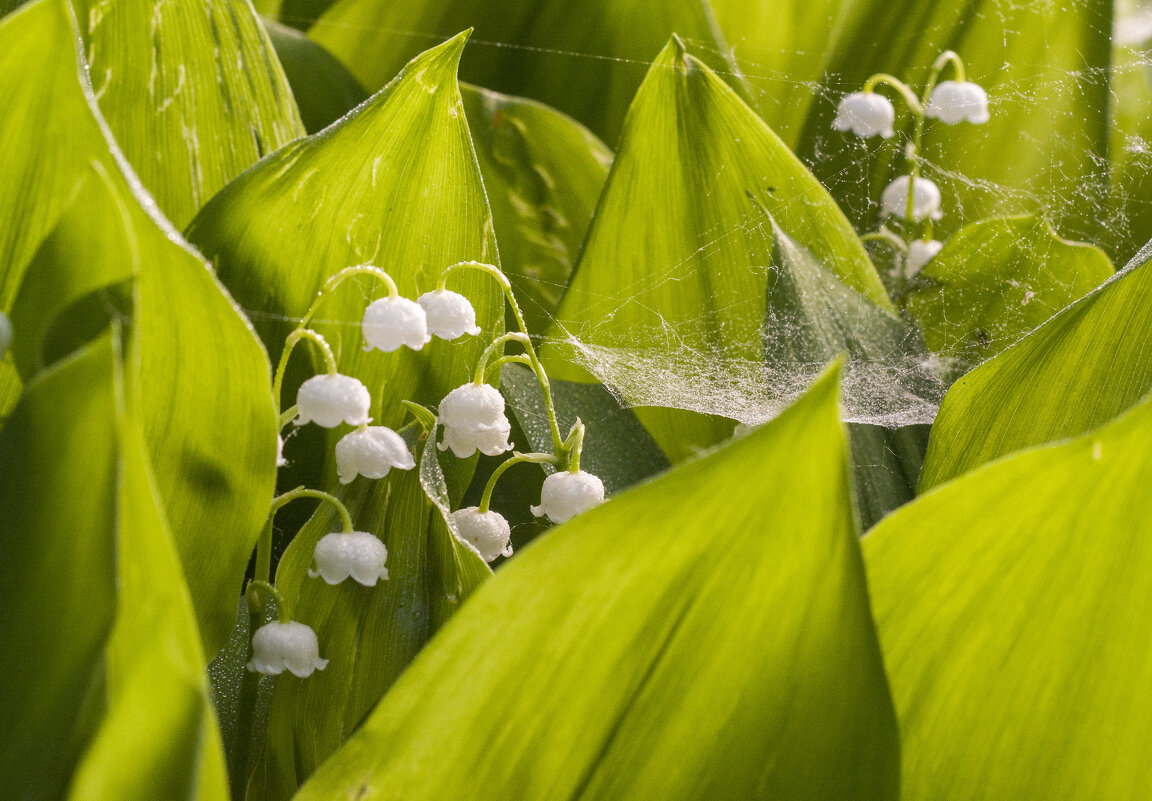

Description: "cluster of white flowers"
362 288 479 353
833 80 989 141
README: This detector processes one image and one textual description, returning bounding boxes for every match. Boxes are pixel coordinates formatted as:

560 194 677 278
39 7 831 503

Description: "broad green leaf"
0 337 119 800
302 0 748 146
918 244 1152 489
75 0 305 228
798 0 1112 243
261 17 368 134
542 37 899 463
462 85 612 333
905 216 1112 374
185 34 502 798
865 390 1152 800
262 24 613 335
2 0 278 655
294 366 899 801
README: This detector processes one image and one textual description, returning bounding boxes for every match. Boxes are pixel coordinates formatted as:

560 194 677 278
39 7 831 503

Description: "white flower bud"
450 507 512 562
246 620 329 677
295 373 371 428
308 531 389 586
362 296 431 352
906 239 944 276
832 91 895 139
417 289 481 340
880 176 943 221
276 435 288 468
437 383 513 458
0 311 11 358
530 470 605 524
925 80 990 125
335 425 415 484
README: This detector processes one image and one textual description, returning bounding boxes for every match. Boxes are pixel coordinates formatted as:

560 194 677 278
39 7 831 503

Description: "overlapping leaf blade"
74 0 305 227
866 390 1152 800
0 0 279 656
919 242 1152 489
905 216 1112 373
294 367 899 801
300 0 747 146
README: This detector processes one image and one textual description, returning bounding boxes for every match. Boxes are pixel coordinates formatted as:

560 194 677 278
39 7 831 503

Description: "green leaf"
904 216 1112 374
542 37 901 463
1105 16 1152 262
0 338 119 800
462 84 612 333
74 0 305 228
2 0 278 656
918 245 1152 490
261 17 368 134
798 0 1112 243
293 366 899 801
301 0 748 146
864 389 1152 800
261 25 613 335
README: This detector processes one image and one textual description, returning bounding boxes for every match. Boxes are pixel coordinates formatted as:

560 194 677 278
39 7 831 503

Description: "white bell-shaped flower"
246 620 329 677
308 531 389 586
880 176 943 221
437 383 513 458
295 373 371 428
362 296 431 352
335 426 415 484
417 289 481 340
925 80 990 125
450 507 513 562
906 239 944 276
0 311 11 358
832 91 896 139
531 470 605 524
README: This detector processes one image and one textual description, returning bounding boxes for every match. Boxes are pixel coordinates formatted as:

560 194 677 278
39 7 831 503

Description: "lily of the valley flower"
450 507 513 562
335 426 415 484
418 289 481 340
832 91 896 139
246 620 329 677
880 176 943 222
925 80 990 125
362 296 431 352
906 239 944 275
531 470 605 524
295 373 371 428
437 383 513 458
308 531 389 586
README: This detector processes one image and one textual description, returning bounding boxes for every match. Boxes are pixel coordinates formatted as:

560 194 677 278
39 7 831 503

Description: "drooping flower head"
437 383 513 458
531 470 605 524
832 91 896 139
335 425 415 484
925 80 990 125
246 620 329 677
418 289 481 340
906 239 944 276
450 507 513 562
361 296 431 352
295 373 372 428
880 176 943 222
308 531 389 586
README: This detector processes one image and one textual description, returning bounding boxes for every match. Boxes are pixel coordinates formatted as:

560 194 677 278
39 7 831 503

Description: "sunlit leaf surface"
294 367 899 801
867 392 1152 800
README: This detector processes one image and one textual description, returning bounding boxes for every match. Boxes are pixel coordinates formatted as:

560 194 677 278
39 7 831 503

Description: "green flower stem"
861 229 907 251
444 260 564 454
563 420 586 473
269 487 355 534
927 49 966 89
246 578 290 622
271 328 337 415
485 354 534 380
401 400 438 434
473 332 531 385
278 405 298 430
300 264 399 330
479 452 559 513
862 73 923 116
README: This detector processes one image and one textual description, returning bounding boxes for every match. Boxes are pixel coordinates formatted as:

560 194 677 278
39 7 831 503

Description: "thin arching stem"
272 328 337 415
478 452 559 513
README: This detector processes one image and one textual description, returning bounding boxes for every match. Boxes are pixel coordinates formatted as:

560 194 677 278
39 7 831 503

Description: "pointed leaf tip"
659 33 691 73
